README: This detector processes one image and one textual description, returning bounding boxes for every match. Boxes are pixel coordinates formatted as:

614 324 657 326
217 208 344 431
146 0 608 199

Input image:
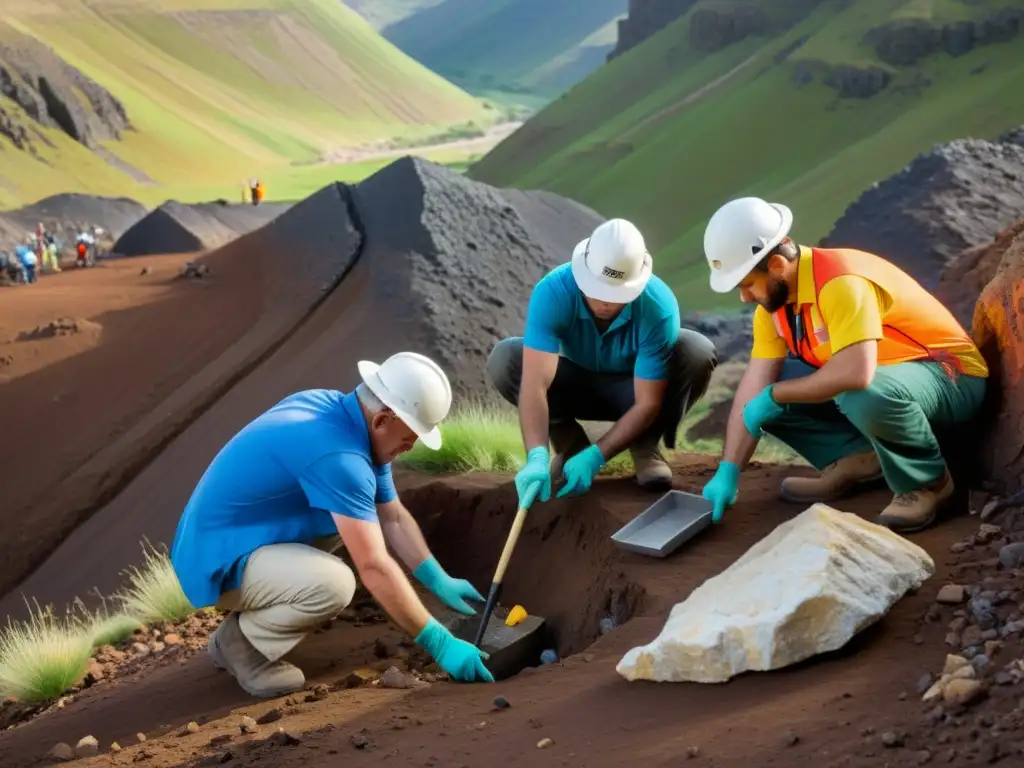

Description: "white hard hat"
570 218 652 303
357 351 452 450
703 197 793 293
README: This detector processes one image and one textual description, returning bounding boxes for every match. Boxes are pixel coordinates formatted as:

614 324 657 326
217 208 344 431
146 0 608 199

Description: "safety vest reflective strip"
771 247 974 374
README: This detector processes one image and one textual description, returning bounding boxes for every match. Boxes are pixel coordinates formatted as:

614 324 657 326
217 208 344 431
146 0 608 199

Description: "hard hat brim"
357 361 443 450
707 203 793 293
570 238 651 304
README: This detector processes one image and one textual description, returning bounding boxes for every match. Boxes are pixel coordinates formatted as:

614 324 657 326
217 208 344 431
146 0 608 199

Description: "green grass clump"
114 540 195 626
0 601 94 703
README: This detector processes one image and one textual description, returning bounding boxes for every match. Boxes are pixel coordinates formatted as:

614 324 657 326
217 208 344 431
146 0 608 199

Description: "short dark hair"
750 239 799 273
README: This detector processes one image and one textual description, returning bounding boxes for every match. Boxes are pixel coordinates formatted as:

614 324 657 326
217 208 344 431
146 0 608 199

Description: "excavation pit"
406 481 647 679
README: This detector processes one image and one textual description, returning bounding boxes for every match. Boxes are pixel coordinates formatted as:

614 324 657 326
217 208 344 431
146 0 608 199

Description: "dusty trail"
312 121 523 165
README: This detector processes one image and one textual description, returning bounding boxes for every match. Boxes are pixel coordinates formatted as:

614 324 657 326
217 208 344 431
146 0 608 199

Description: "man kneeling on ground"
487 218 718 508
170 351 493 697
699 197 989 533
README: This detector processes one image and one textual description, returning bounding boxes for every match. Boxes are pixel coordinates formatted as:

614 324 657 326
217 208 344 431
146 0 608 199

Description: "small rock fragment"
257 708 282 725
998 542 1024 569
350 731 372 750
881 731 905 748
537 737 554 749
137 732 147 742
916 748 933 764
540 649 558 665
937 585 966 605
110 742 122 752
917 673 935 694
181 721 200 735
75 735 100 758
493 695 510 710
942 678 985 707
686 746 700 758
305 684 330 702
47 743 75 762
270 728 301 746
163 633 182 645
944 654 970 675
380 665 420 689
782 730 800 746
240 716 258 734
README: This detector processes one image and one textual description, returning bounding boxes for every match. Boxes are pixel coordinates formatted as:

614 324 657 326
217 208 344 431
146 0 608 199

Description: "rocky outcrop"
823 64 892 99
689 6 768 52
820 138 1024 291
608 0 697 60
616 504 934 683
1000 125 1024 148
0 31 129 150
864 7 1024 66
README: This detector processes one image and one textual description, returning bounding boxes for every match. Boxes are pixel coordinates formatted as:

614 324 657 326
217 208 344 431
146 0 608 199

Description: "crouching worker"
487 218 717 507
170 351 493 698
699 197 989 533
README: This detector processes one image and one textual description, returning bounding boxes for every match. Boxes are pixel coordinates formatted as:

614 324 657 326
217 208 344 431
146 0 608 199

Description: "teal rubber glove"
515 446 551 509
413 556 484 615
556 444 606 498
742 385 784 438
702 461 740 523
415 617 494 683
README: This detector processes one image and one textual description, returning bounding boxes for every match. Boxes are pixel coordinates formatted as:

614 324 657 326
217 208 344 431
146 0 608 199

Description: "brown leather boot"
549 420 591 485
877 471 954 533
629 438 673 491
780 451 884 503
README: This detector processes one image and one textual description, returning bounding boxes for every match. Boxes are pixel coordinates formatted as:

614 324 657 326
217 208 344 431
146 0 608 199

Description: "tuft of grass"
115 540 195 625
0 600 94 703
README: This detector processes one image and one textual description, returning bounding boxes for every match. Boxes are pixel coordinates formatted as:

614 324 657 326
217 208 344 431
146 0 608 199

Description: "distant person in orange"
699 196 988 534
251 179 264 207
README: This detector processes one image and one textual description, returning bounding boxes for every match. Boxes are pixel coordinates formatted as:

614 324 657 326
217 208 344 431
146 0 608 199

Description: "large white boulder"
616 503 935 683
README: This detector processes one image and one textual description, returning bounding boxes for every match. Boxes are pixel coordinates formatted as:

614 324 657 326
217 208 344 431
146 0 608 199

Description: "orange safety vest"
771 247 974 377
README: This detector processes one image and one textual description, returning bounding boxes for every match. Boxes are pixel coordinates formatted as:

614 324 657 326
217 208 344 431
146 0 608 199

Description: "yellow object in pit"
505 605 527 627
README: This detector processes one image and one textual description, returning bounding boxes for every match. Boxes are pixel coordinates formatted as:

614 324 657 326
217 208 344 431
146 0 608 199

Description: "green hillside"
0 0 491 209
382 0 627 102
470 0 1024 311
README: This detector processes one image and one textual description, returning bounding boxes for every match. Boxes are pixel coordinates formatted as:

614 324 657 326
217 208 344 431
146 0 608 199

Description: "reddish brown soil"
0 458 993 768
0 253 263 599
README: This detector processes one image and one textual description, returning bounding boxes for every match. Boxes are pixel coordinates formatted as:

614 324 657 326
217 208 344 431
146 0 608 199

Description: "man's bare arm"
377 498 431 573
722 357 785 467
596 377 666 460
333 514 431 637
519 347 559 450
771 341 876 404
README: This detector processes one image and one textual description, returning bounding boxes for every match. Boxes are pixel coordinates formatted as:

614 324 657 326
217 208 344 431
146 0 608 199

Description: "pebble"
240 716 258 734
881 731 905 748
998 542 1024 568
540 649 558 665
493 696 510 710
131 642 150 656
916 748 933 764
537 737 554 749
999 620 1024 637
137 732 147 742
598 617 616 635
917 673 935 694
961 625 984 647
950 541 971 554
150 641 166 653
686 746 700 758
937 584 966 605
380 666 421 689
942 678 985 707
944 654 969 674
181 721 200 735
163 633 182 645
993 670 1015 686
47 743 74 762
350 732 371 749
971 654 991 672
782 730 800 746
110 742 121 752
75 735 99 758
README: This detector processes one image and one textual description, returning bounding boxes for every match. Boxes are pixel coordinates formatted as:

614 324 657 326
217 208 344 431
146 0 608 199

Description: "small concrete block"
443 610 548 680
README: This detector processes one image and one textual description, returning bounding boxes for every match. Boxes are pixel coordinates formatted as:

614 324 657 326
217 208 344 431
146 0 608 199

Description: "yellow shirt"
751 248 988 378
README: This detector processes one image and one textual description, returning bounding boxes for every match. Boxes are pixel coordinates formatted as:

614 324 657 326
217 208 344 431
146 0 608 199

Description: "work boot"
630 438 673 492
779 451 884 503
877 471 954 534
549 420 591 486
208 612 305 698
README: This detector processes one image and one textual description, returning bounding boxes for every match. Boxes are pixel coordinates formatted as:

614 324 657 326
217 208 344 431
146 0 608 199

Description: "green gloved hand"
514 446 551 509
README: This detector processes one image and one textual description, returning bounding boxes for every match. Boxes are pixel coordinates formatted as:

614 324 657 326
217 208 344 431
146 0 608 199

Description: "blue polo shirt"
170 389 397 609
523 263 680 379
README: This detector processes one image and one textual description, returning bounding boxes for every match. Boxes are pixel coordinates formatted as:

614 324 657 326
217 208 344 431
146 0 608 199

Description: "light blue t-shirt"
170 389 397 609
15 245 36 267
523 263 681 379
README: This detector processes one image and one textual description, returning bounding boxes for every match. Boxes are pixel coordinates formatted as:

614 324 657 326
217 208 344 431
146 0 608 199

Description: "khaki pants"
216 536 355 662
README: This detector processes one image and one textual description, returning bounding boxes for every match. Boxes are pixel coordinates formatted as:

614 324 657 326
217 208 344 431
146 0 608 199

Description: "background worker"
487 218 717 508
699 197 988 533
171 351 493 698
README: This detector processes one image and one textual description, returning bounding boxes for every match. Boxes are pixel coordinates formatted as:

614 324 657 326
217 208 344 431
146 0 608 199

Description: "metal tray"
611 489 714 558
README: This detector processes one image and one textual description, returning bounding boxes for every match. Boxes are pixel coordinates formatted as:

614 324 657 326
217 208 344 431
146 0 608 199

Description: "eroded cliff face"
607 0 697 59
0 30 130 153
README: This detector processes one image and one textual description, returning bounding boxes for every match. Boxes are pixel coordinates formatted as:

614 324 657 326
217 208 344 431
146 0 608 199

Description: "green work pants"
762 359 987 494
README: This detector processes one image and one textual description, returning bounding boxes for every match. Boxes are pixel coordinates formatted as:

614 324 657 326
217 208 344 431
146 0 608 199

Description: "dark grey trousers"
485 330 718 449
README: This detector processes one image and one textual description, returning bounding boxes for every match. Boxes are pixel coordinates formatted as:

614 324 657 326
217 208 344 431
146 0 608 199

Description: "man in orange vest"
698 197 988 533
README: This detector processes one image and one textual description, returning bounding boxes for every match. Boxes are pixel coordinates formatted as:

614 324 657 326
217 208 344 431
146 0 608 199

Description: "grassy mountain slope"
382 0 627 100
0 0 490 209
470 0 1024 311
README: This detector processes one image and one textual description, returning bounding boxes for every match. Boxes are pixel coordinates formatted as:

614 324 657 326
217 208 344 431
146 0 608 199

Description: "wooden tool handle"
491 506 528 584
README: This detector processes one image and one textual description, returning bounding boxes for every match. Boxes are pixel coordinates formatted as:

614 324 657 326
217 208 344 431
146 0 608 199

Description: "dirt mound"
969 225 1024 494
0 192 148 251
112 200 291 257
0 28 129 152
349 157 605 398
820 137 1024 291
